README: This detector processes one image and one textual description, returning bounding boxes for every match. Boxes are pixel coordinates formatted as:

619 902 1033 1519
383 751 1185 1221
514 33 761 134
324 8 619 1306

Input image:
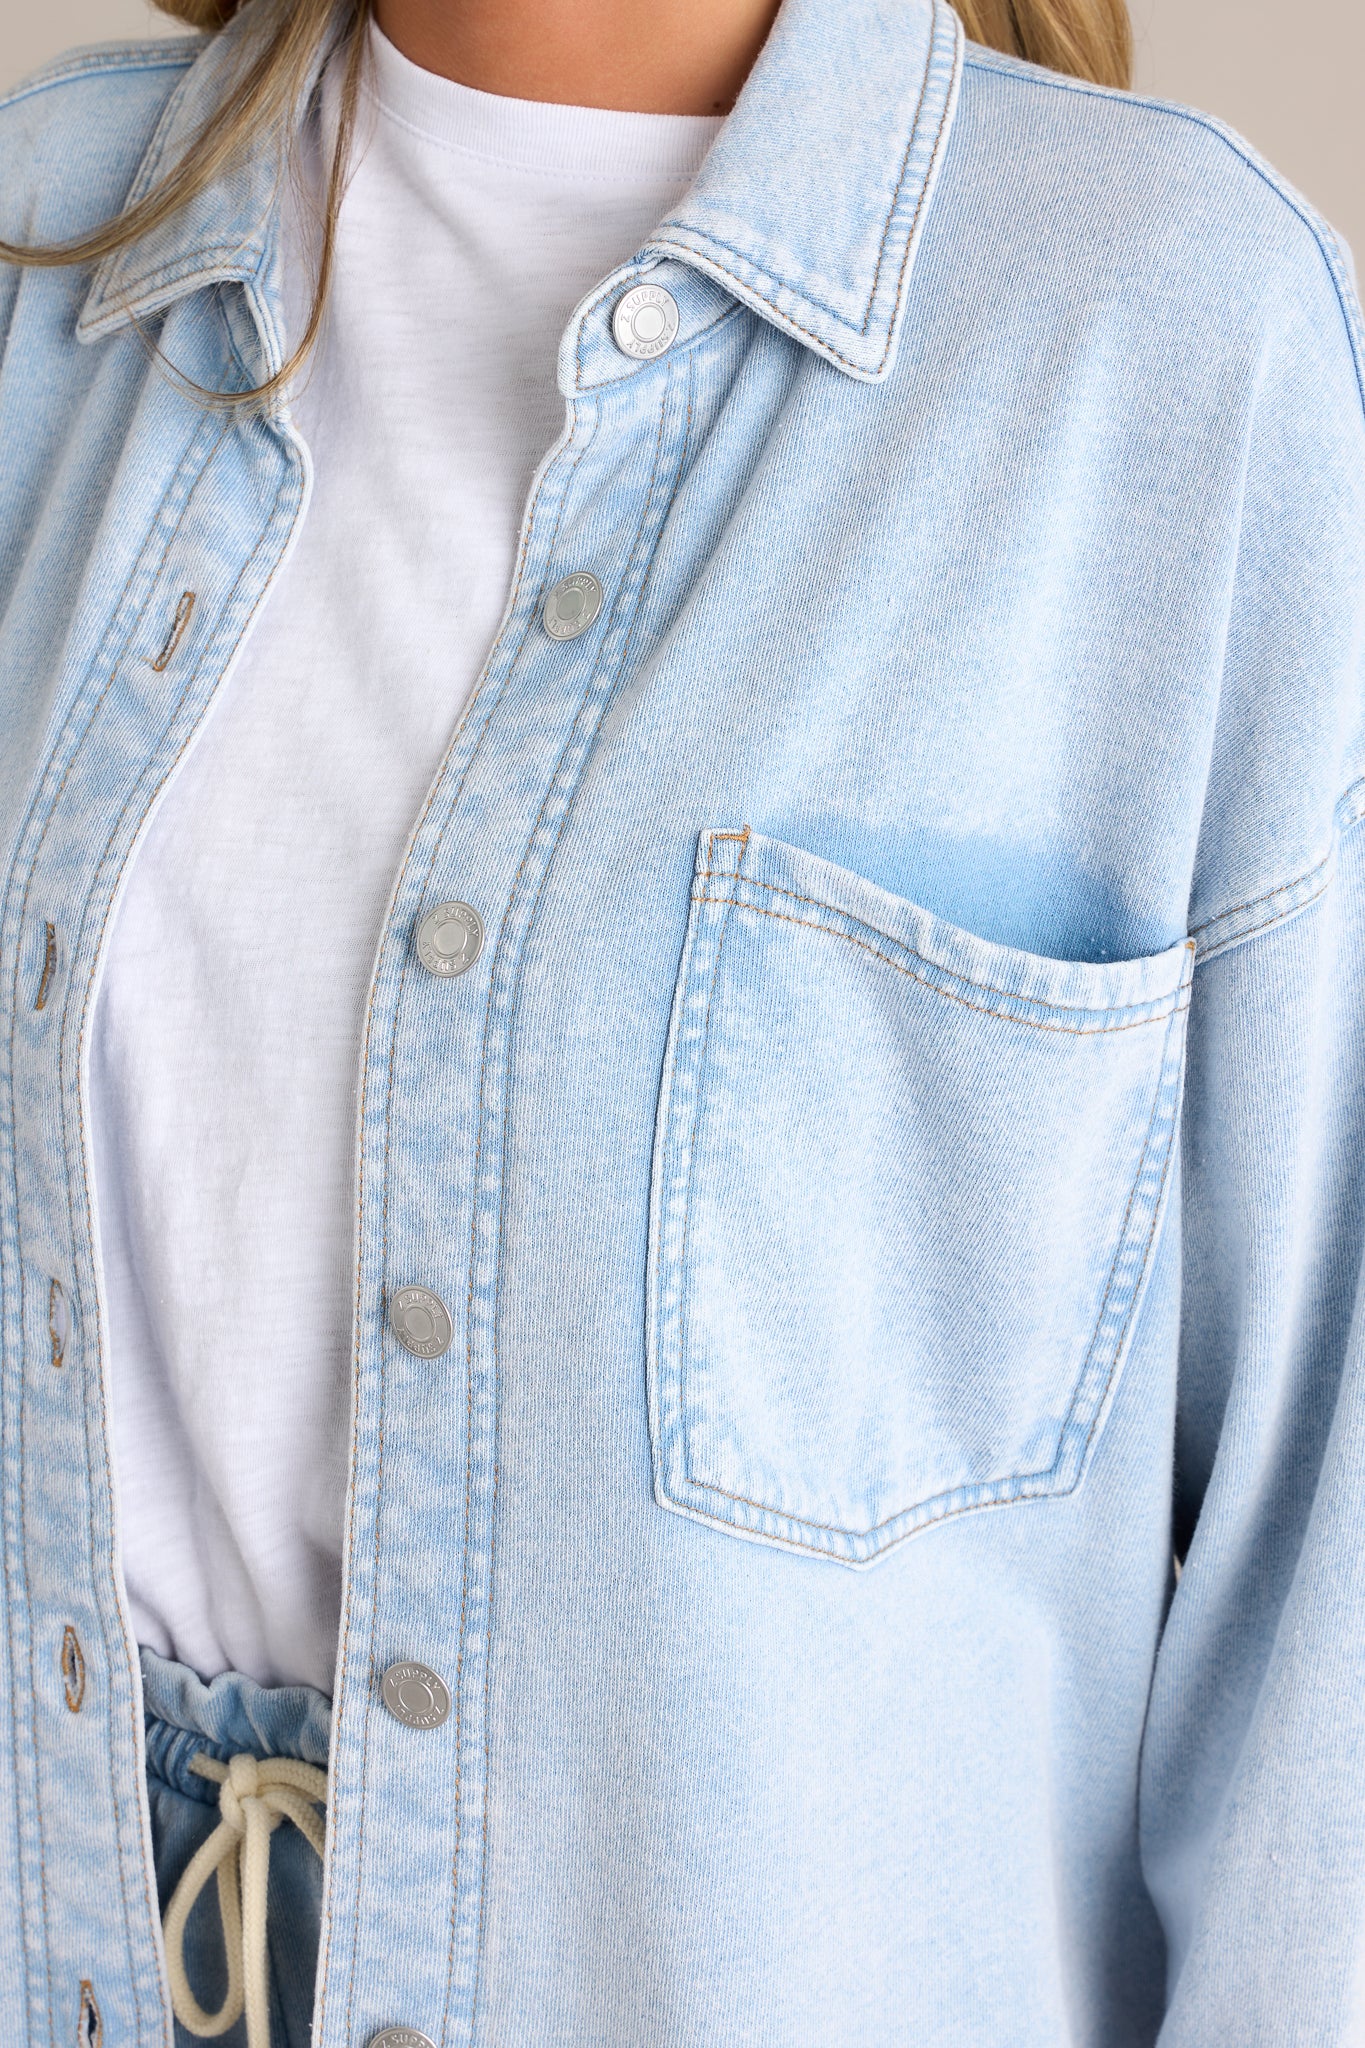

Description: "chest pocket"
646 828 1193 1565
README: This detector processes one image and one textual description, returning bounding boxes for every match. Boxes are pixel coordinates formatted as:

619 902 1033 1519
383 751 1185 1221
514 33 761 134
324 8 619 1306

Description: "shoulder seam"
0 38 201 118
1192 777 1365 966
961 47 1365 420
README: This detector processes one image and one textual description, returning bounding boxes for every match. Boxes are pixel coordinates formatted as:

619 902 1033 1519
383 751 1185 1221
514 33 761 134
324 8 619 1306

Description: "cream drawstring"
163 1750 328 2048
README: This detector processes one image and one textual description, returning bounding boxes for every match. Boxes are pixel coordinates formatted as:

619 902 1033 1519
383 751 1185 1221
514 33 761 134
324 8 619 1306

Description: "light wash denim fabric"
1 0 1364 2043
142 1651 330 2048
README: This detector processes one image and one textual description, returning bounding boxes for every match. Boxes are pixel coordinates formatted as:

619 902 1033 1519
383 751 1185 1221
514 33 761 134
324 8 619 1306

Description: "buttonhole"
49 1278 68 1368
150 591 196 673
34 921 57 1011
61 1626 86 1714
78 1980 102 2048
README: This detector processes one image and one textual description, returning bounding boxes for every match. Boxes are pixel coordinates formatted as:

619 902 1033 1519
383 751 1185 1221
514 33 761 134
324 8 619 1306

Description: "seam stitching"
677 975 1187 1550
62 435 299 2040
1190 783 1365 963
676 830 750 1498
1060 993 1187 1477
652 0 957 373
1 403 228 2043
1194 872 1333 962
445 363 684 2047
1189 851 1332 936
432 413 598 2046
698 869 1188 1017
328 406 599 2048
704 897 1188 1036
0 42 197 116
577 303 741 393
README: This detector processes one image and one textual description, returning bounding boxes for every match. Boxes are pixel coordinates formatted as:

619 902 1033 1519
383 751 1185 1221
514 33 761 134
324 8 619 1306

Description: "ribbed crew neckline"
366 25 725 180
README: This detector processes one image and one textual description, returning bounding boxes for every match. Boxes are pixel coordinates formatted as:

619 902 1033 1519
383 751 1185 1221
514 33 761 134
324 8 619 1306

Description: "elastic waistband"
141 1648 332 1801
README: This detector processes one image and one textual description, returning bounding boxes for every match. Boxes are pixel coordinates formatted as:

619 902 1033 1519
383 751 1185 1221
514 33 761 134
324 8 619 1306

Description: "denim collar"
77 0 963 384
648 0 962 379
75 11 309 370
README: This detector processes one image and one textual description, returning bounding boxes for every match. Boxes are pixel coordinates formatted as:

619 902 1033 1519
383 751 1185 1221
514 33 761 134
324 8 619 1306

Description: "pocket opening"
646 828 1193 1566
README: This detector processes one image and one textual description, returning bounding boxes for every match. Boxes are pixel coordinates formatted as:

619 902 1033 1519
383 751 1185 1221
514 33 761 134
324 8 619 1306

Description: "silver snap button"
415 900 483 978
381 1661 451 1731
543 571 603 641
612 282 680 361
388 1286 453 1360
368 2031 438 2048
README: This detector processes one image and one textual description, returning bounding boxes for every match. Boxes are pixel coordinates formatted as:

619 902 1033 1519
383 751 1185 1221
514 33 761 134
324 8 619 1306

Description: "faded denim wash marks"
2 1 1365 2045
650 828 1195 1561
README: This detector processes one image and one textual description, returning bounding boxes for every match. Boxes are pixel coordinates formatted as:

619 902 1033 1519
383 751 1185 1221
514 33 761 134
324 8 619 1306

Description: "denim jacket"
2 1 1364 2042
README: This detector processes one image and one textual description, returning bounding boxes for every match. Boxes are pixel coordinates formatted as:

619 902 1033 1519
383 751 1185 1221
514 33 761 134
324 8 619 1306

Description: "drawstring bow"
163 1750 328 2048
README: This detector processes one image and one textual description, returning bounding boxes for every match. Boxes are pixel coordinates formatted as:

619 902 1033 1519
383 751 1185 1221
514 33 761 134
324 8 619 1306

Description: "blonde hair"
0 0 1132 400
956 0 1130 89
0 0 372 402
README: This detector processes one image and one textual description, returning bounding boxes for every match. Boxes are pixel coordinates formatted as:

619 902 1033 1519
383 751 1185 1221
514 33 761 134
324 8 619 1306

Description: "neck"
372 0 781 114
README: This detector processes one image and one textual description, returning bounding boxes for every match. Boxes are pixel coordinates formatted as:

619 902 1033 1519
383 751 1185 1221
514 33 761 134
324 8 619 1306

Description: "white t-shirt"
90 27 722 1692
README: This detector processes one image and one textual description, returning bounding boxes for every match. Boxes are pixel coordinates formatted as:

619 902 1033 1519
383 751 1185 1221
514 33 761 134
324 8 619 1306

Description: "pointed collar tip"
653 0 962 383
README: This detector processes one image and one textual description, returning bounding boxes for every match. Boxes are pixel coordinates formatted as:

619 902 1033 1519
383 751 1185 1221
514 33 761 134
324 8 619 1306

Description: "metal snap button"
543 571 603 641
368 2030 438 2048
414 900 483 978
388 1286 453 1360
612 282 680 361
381 1661 452 1731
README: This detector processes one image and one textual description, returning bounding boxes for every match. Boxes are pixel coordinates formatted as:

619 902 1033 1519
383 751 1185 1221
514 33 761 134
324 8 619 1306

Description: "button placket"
3 374 310 2031
326 341 697 2042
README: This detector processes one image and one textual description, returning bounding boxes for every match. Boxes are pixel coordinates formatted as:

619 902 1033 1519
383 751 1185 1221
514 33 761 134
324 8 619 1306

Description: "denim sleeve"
1141 205 1365 2041
1145 843 1365 2039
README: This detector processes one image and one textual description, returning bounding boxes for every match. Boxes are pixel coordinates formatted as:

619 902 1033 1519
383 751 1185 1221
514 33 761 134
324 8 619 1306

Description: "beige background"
2 0 1363 258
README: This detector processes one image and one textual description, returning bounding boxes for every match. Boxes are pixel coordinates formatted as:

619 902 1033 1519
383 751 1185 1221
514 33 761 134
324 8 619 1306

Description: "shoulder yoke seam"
962 46 1365 419
0 39 201 118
